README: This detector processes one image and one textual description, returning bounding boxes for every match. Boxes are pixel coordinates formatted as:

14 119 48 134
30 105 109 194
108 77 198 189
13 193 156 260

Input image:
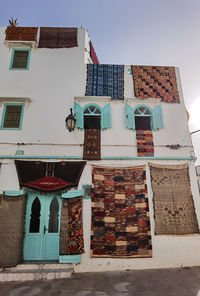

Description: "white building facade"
0 26 200 273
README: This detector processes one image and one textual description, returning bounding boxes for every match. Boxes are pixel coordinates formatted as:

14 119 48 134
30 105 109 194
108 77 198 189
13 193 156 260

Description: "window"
1 103 24 129
74 102 111 130
125 104 164 131
10 48 31 70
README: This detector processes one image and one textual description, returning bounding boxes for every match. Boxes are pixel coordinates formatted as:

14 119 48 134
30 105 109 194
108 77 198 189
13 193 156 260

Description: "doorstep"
0 262 74 282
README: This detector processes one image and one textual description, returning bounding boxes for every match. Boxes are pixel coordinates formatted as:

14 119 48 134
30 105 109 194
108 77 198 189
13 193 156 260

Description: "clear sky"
1 0 200 163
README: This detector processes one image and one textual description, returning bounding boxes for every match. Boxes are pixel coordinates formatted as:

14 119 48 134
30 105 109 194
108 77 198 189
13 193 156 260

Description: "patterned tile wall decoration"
136 130 154 157
131 65 180 103
91 166 152 258
85 64 124 99
5 27 38 42
149 163 199 235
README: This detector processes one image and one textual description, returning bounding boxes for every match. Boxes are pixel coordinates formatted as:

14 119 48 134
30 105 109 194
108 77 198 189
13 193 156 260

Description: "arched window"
48 197 59 233
84 104 101 130
134 105 152 130
74 102 111 130
125 104 164 131
29 197 41 233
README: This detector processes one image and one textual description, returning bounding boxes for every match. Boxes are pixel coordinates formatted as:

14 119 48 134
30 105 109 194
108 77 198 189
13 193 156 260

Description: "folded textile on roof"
131 65 180 103
5 26 38 41
38 27 78 48
85 64 124 99
149 163 199 235
91 165 152 258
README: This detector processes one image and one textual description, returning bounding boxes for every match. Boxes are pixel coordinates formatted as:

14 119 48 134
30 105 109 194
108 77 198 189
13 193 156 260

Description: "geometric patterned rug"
60 197 84 255
149 163 199 235
85 64 124 100
91 165 152 257
131 65 180 103
136 130 154 157
83 129 101 160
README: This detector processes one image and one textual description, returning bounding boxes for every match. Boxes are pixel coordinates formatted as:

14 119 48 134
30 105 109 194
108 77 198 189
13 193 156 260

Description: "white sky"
1 0 200 163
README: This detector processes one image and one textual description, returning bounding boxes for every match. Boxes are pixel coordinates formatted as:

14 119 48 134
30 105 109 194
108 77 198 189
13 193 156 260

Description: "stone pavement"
1 267 200 296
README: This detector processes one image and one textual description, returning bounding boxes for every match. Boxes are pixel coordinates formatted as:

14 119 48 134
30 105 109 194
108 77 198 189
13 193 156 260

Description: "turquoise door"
23 193 61 261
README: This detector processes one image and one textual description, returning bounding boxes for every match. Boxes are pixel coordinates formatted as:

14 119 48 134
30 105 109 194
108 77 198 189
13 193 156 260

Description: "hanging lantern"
65 108 76 132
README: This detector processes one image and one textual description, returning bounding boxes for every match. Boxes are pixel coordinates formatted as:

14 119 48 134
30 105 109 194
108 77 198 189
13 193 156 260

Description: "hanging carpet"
59 197 84 255
85 64 124 100
0 194 27 267
5 27 38 41
38 27 78 48
136 130 154 157
91 165 152 258
131 65 180 103
149 163 199 235
83 129 101 160
15 160 86 192
90 41 99 64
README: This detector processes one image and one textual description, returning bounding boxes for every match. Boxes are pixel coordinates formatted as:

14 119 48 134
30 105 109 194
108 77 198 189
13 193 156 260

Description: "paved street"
1 267 200 296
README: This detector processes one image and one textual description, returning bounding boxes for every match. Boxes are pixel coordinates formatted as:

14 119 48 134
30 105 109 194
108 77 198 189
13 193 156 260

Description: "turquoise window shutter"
102 103 111 130
74 102 83 129
125 104 135 130
152 104 164 130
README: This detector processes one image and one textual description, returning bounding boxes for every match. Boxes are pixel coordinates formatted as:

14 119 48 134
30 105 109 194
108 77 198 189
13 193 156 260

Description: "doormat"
131 65 180 103
136 130 154 157
149 163 199 235
60 197 84 255
83 129 101 160
91 165 152 258
85 64 124 99
0 194 27 267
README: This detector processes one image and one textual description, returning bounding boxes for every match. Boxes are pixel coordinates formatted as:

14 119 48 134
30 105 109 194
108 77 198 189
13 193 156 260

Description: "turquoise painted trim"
0 103 25 130
0 155 196 160
0 155 82 159
9 48 31 70
59 255 81 263
62 190 83 199
82 184 92 199
15 150 24 155
4 190 25 196
101 156 196 160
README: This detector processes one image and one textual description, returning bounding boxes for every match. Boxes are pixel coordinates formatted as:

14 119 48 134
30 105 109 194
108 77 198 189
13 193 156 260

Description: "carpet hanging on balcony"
149 163 199 235
136 130 154 157
85 64 124 99
59 197 84 255
83 129 101 160
0 194 27 267
131 65 180 103
91 165 152 258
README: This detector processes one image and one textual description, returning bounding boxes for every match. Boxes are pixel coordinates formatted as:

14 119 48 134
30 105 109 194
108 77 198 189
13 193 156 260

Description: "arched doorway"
23 193 61 261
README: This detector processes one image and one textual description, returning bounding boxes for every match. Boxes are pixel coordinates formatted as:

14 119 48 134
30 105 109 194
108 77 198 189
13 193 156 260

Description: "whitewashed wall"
0 26 199 272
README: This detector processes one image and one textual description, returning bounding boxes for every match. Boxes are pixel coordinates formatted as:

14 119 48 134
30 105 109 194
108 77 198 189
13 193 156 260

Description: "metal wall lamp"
65 108 76 132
